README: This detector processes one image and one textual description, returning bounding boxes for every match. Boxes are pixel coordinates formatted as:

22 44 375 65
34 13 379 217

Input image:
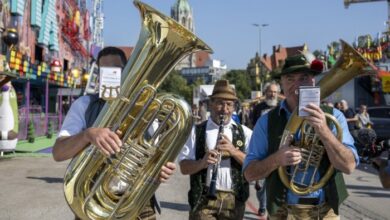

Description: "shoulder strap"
268 105 286 154
194 120 208 160
85 94 106 128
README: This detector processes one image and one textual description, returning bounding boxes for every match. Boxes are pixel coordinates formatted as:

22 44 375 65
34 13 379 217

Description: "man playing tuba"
52 47 176 220
243 54 359 219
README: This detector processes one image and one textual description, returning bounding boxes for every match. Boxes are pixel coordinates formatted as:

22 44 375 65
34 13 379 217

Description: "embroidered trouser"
189 191 245 220
269 203 339 220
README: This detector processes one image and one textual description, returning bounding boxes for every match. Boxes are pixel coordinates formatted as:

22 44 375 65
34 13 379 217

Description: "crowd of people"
50 47 390 220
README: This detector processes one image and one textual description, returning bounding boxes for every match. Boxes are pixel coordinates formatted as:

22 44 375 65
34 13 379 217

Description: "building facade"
0 0 91 140
181 59 227 84
171 0 196 70
246 44 306 95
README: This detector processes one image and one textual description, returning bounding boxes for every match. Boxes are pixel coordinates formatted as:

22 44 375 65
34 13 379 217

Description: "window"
63 59 69 72
35 45 43 63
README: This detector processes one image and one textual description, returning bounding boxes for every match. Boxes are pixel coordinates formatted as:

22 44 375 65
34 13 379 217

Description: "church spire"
171 0 194 33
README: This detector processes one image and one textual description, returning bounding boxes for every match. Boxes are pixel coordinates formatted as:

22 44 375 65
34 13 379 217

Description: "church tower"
171 0 196 70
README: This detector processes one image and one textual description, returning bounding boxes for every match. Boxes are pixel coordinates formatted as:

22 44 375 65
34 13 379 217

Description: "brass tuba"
278 40 375 195
63 1 212 219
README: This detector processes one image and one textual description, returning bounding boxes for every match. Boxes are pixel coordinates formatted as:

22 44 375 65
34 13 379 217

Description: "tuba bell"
63 1 212 219
278 39 376 195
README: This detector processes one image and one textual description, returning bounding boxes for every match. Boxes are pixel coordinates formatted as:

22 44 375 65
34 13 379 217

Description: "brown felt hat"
209 80 237 100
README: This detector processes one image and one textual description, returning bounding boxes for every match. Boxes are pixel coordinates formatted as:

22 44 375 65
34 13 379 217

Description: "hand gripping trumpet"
207 114 225 199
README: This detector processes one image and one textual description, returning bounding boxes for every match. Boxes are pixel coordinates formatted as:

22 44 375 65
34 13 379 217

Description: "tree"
223 69 252 101
46 121 53 139
158 70 192 103
27 119 35 143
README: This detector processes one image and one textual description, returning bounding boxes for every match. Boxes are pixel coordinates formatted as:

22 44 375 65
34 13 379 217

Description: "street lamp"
252 23 269 58
252 23 269 92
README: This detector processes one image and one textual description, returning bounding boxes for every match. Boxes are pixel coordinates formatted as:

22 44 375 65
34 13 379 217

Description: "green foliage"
158 70 192 103
46 121 53 139
27 119 35 143
223 69 252 100
192 77 205 88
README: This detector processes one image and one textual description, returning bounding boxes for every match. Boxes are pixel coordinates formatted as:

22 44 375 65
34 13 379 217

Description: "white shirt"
58 95 90 137
58 95 159 138
178 118 252 191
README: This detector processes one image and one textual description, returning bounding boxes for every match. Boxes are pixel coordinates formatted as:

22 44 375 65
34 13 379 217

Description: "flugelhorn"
278 39 375 195
63 1 212 219
207 114 225 199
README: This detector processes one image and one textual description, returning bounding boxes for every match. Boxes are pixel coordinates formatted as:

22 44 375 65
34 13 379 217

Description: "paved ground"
0 156 389 220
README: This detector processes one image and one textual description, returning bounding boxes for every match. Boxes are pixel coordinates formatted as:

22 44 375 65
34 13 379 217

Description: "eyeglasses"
214 100 235 109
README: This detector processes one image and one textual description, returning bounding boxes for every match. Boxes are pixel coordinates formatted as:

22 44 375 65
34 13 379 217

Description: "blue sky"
102 0 387 69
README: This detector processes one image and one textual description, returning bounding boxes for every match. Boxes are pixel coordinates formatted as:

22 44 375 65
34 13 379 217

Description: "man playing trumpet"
178 80 252 220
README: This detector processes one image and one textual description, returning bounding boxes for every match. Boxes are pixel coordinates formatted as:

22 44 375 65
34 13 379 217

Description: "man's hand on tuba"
84 127 122 156
159 162 176 183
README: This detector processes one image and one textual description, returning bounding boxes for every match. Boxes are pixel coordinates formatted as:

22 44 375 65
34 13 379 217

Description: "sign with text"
298 86 320 117
99 67 121 99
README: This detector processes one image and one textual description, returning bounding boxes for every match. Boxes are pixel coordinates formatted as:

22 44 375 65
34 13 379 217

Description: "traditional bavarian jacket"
178 118 252 210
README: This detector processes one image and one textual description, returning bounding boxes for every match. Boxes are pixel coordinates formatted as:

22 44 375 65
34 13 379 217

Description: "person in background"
251 81 281 126
251 81 281 218
244 54 358 219
356 104 373 129
52 47 175 220
230 101 241 124
239 103 252 128
334 102 341 110
340 99 358 133
178 79 252 220
198 101 208 123
192 104 201 125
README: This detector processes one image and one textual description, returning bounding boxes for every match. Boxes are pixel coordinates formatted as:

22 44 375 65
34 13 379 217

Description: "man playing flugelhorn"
244 54 359 219
178 80 252 220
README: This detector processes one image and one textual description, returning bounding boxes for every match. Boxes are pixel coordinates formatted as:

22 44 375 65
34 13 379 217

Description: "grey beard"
265 99 278 107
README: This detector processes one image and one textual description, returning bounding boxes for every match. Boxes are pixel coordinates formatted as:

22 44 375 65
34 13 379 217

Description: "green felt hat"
274 54 323 79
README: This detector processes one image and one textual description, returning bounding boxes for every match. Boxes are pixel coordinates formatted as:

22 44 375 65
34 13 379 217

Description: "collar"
278 100 292 116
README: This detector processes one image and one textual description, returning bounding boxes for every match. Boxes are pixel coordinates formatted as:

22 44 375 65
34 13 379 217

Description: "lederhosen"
188 120 249 212
265 105 348 216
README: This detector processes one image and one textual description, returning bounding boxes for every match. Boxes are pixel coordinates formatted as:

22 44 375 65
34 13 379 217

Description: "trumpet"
207 114 225 199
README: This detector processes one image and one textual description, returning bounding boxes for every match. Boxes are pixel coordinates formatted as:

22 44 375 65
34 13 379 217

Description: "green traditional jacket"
266 105 349 215
188 120 249 211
